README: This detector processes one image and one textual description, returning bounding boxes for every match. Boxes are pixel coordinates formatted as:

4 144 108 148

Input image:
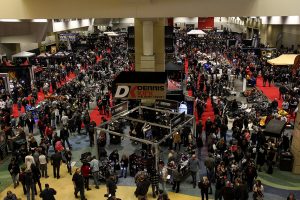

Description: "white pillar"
142 21 153 56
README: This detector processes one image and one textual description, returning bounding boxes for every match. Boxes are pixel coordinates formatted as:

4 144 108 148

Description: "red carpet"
201 98 215 123
185 58 193 97
256 76 283 107
12 72 77 117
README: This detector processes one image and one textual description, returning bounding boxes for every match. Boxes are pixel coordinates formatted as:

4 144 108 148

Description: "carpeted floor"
256 76 283 107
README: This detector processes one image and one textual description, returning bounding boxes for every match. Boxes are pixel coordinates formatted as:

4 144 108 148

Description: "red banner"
198 17 214 29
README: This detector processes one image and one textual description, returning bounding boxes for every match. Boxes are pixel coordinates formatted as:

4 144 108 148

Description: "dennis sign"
113 71 167 100
115 84 166 99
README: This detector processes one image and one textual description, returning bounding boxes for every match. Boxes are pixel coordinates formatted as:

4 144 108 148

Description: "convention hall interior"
1 0 300 200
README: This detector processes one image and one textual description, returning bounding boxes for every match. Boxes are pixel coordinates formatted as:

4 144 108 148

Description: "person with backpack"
40 184 57 200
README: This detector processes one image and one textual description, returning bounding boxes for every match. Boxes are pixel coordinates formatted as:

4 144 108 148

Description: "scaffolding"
96 102 196 170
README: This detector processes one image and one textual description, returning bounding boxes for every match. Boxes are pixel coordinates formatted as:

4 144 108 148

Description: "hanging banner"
115 83 166 99
170 112 185 129
110 102 128 116
155 99 179 110
165 26 174 53
59 33 78 42
127 26 135 53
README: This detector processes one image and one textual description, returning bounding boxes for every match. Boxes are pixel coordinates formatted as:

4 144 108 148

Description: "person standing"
172 165 182 193
26 115 35 134
158 161 168 193
50 151 62 179
188 154 201 188
39 153 49 178
172 131 181 151
31 163 42 194
106 175 117 199
221 181 235 200
81 163 91 190
8 158 20 188
150 169 159 198
252 180 264 200
89 156 100 189
234 178 249 200
135 176 151 200
72 168 86 200
60 126 71 149
64 148 72 175
24 170 35 200
120 154 129 178
198 176 210 200
40 183 57 200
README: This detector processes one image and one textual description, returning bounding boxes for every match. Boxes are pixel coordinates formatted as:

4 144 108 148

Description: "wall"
1 0 300 18
0 43 18 57
198 17 214 30
52 19 94 32
173 17 198 29
281 25 300 48
20 43 38 52
214 17 245 33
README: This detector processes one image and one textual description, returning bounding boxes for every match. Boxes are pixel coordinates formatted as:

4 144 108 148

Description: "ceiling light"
32 19 48 23
0 19 21 22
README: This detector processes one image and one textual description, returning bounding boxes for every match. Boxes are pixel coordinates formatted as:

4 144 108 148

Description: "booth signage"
59 33 77 42
114 83 166 99
155 99 179 110
127 26 135 53
170 112 185 129
110 102 128 116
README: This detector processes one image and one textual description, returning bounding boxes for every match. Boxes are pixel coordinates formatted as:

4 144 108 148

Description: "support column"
292 104 300 174
135 18 165 72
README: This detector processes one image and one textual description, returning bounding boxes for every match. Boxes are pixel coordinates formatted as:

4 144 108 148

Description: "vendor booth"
187 29 207 37
96 102 196 176
267 54 299 66
12 51 35 65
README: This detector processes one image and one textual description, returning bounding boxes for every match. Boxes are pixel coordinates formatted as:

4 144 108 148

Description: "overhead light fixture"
0 19 21 22
32 19 48 23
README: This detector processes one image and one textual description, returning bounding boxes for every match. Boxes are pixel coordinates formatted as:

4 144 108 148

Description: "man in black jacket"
50 151 62 179
40 183 57 200
72 168 86 200
135 177 151 200
234 178 249 200
221 181 235 200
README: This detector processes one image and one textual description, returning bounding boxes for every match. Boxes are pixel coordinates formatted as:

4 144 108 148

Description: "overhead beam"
1 0 300 19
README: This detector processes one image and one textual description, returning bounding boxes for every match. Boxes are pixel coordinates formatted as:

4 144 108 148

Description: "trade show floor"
1 79 300 200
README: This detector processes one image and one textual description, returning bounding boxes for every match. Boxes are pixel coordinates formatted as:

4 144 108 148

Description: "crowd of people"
1 28 300 200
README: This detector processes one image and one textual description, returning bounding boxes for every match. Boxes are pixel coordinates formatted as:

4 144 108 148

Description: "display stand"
96 102 195 171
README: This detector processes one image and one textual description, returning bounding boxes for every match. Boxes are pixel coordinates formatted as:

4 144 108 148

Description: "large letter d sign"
115 86 130 98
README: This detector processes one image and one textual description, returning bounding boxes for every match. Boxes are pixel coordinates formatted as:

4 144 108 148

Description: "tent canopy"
187 29 207 35
267 54 299 66
12 51 35 58
166 62 182 71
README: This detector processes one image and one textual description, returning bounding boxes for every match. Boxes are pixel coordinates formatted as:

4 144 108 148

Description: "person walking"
8 157 20 188
39 153 49 178
64 148 72 175
172 165 182 193
50 150 62 179
158 161 168 193
198 176 210 200
234 178 249 200
120 154 129 178
252 180 264 200
24 170 35 200
60 126 71 149
40 184 57 200
188 154 201 188
89 156 100 189
135 176 151 200
105 175 117 199
30 163 42 194
72 168 87 200
150 169 159 198
81 162 91 190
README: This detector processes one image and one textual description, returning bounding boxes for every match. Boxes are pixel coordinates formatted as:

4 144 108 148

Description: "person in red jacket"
44 124 53 144
81 163 91 191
